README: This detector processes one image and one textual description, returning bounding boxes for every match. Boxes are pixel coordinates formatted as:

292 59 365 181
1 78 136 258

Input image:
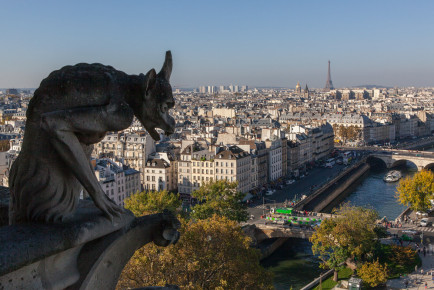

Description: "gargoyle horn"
157 50 172 81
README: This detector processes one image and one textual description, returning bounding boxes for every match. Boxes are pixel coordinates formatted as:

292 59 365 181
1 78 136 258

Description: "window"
152 176 155 181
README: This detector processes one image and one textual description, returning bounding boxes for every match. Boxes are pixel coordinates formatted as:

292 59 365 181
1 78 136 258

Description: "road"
247 163 347 223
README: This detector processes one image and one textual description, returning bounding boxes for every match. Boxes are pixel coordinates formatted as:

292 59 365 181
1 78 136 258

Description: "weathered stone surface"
9 51 175 224
1 52 180 289
0 201 180 289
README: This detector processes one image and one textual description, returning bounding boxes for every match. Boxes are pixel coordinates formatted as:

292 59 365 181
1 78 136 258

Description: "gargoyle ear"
145 69 157 94
157 50 172 81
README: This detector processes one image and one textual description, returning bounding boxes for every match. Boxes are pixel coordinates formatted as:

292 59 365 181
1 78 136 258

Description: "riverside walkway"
387 250 434 289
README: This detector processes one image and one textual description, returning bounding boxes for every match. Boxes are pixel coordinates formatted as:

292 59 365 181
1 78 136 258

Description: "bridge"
368 149 434 171
242 212 334 243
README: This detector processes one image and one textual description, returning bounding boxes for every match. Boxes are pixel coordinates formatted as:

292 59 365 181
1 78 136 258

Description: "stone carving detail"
9 51 175 224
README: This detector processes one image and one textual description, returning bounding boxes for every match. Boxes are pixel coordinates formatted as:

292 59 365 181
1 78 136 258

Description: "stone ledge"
0 200 135 276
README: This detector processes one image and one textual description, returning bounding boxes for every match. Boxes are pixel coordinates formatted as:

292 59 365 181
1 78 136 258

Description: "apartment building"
93 132 156 183
178 143 252 196
93 158 141 207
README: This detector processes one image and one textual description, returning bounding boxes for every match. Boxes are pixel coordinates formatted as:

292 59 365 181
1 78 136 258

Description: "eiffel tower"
324 60 334 91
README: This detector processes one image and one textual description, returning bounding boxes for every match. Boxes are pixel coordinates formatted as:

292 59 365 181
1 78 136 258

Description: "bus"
325 158 335 168
343 151 352 165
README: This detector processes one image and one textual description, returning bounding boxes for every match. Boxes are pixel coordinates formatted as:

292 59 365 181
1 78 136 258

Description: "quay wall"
258 237 288 260
295 160 370 213
315 163 370 213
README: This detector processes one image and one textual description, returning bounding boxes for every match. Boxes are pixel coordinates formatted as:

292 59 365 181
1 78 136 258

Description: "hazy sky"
1 1 434 88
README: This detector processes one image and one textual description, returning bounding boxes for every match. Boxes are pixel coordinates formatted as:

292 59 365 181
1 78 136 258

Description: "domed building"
295 81 301 94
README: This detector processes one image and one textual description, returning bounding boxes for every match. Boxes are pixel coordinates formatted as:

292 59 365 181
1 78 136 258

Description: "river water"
262 161 422 289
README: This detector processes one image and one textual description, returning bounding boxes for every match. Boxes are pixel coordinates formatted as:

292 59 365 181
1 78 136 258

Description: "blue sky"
1 1 434 88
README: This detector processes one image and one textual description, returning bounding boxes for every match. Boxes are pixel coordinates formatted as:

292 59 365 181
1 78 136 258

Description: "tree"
124 190 181 217
396 170 434 212
117 215 273 289
310 204 380 281
357 259 388 287
191 180 248 222
0 140 10 152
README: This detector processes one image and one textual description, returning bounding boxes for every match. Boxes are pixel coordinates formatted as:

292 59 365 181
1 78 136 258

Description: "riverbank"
295 158 369 213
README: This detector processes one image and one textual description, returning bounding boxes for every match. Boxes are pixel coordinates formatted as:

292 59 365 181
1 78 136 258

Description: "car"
416 211 428 217
286 179 295 185
265 189 275 196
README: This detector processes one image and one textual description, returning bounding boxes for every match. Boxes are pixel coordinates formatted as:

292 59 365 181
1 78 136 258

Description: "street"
247 163 347 223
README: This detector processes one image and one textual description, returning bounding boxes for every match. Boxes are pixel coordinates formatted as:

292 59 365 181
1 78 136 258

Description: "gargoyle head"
139 51 175 141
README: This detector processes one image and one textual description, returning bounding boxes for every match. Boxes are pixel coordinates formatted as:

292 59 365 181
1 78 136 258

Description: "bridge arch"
366 156 387 170
425 163 434 171
390 159 418 170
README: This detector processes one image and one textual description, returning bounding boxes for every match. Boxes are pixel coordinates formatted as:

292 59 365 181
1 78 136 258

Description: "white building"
93 158 141 207
265 137 282 182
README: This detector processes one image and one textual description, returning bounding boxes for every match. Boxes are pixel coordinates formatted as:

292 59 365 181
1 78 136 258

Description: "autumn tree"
357 259 388 287
117 215 273 289
124 190 181 217
310 204 380 281
396 170 434 212
0 140 10 152
191 180 248 222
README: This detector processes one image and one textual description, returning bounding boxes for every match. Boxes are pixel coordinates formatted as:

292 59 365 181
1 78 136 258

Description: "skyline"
1 1 434 88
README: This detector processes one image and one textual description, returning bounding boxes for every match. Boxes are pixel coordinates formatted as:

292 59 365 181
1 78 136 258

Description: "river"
262 160 423 289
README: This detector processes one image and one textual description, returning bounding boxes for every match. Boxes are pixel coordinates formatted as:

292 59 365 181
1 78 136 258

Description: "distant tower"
295 81 301 94
324 60 334 91
304 84 309 98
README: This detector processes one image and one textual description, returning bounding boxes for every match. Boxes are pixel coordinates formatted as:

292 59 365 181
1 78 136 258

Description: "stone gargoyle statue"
9 51 176 224
1 51 180 290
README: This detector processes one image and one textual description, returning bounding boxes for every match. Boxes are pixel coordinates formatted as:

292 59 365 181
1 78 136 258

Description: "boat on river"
383 170 402 182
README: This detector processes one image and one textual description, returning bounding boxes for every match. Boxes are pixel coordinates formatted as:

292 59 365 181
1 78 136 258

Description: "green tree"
191 180 248 222
117 215 273 289
358 259 388 287
124 190 181 217
396 170 434 212
310 204 380 281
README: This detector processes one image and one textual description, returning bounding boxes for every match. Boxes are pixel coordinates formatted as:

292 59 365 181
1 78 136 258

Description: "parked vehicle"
266 189 275 196
420 217 434 227
325 158 335 168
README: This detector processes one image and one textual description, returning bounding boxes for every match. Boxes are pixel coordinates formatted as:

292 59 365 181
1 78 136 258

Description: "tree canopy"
357 259 388 287
124 190 181 217
191 180 248 222
117 215 273 289
119 182 272 289
310 204 380 281
396 170 434 212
